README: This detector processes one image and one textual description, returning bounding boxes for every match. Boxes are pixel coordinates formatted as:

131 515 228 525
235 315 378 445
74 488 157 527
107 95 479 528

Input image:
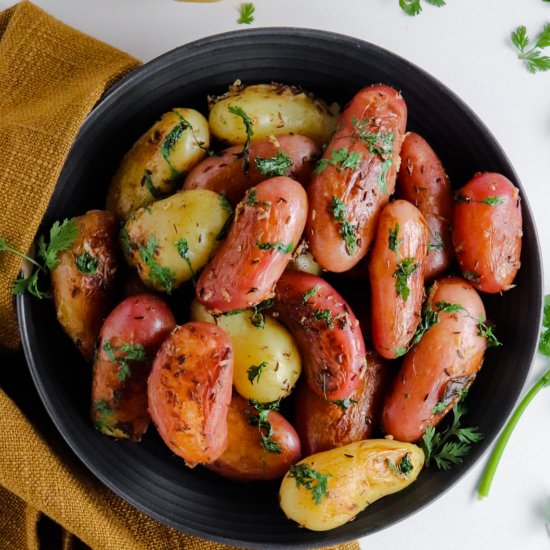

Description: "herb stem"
0 240 44 270
477 367 550 499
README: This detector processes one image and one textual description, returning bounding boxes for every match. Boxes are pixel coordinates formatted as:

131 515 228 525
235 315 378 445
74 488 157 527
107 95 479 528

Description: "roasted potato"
208 82 338 147
107 108 210 220
382 277 487 442
279 439 424 531
306 85 408 272
91 294 176 440
453 172 522 293
294 350 393 455
397 132 454 281
196 177 308 312
51 210 119 361
274 271 366 401
369 200 428 359
148 322 234 467
190 300 301 403
206 393 301 481
183 133 319 206
121 189 231 293
286 241 322 276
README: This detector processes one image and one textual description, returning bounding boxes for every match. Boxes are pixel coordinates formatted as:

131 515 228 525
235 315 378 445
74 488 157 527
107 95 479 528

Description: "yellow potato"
279 439 424 531
190 300 301 403
287 242 322 276
208 83 338 148
122 189 231 293
107 108 210 220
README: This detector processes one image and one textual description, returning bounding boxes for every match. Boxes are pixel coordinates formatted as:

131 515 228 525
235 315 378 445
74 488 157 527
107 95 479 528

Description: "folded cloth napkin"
0 2 360 549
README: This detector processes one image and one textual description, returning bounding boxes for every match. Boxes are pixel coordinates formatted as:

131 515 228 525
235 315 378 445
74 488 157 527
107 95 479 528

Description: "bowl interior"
18 28 542 548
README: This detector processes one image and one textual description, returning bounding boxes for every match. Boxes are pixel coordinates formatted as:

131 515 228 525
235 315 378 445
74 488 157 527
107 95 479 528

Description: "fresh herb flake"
256 241 294 254
139 235 175 294
331 398 358 410
329 196 358 256
314 147 362 175
255 151 293 177
303 285 320 303
478 317 502 348
237 2 255 25
228 105 254 173
388 223 401 253
428 231 445 251
387 452 414 477
75 251 98 275
289 464 332 505
478 196 505 206
247 361 268 384
313 308 334 329
393 257 418 301
174 238 194 277
143 169 163 199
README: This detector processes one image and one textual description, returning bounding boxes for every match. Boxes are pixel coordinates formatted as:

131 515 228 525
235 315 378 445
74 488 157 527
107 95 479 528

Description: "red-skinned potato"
294 350 393 455
274 271 366 401
196 176 307 312
51 210 119 361
183 134 319 206
382 277 487 442
369 200 428 359
306 85 407 273
148 322 233 467
206 394 301 481
397 132 454 280
91 294 176 441
453 172 522 293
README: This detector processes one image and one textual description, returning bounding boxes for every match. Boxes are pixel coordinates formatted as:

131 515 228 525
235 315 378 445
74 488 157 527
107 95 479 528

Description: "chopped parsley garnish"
395 346 408 357
103 340 148 382
250 298 274 329
421 402 483 470
303 285 320 303
247 361 268 384
329 196 358 256
387 452 414 476
246 400 281 454
289 464 332 505
314 147 362 175
119 227 132 256
160 116 192 178
432 401 447 415
313 308 334 329
511 23 550 73
216 197 234 241
399 0 445 17
331 398 358 410
237 2 255 24
436 301 465 314
228 105 254 173
139 235 175 294
219 193 232 213
456 194 505 206
174 238 194 277
93 399 114 432
255 151 293 176
388 223 401 253
428 231 445 251
478 317 503 348
393 257 418 301
246 189 270 207
143 169 163 198
256 241 294 254
75 251 98 275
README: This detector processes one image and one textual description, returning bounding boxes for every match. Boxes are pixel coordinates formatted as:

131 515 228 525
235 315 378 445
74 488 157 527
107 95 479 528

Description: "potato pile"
48 81 522 531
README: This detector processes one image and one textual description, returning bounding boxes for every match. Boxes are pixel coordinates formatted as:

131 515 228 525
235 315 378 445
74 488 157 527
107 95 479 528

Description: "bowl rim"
18 26 544 548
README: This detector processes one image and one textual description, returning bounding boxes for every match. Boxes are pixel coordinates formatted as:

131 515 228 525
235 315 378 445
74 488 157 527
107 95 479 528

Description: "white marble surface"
2 0 549 548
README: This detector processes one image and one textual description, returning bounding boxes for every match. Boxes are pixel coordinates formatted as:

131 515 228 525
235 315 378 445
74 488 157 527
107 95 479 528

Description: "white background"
1 0 549 548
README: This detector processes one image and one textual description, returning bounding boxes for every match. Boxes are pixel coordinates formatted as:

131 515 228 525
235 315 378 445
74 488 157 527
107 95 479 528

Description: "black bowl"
18 28 543 548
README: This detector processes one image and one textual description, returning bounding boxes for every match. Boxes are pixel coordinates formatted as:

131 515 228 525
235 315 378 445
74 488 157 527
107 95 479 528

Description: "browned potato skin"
382 277 487 442
91 294 176 441
206 394 301 481
183 134 319 206
148 322 234 467
397 132 454 281
369 200 428 359
294 350 393 456
51 210 118 361
306 85 408 272
453 172 522 293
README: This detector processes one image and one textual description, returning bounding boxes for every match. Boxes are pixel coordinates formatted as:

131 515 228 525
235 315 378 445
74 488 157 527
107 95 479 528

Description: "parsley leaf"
143 169 163 199
216 196 234 241
410 301 440 348
399 0 445 15
246 189 269 207
160 116 192 178
387 452 414 477
511 24 550 73
428 231 445 251
331 398 357 410
393 257 418 301
422 402 483 470
435 301 465 314
478 196 505 206
289 464 332 505
174 238 194 277
255 151 293 176
139 235 175 294
329 196 358 256
12 270 50 299
247 361 268 384
314 147 362 175
303 285 320 303
388 223 402 253
75 251 98 275
246 399 282 454
250 298 274 329
237 2 255 25
37 219 79 270
103 340 148 382
256 241 294 254
478 317 502 348
539 295 550 355
228 105 254 173
313 308 334 329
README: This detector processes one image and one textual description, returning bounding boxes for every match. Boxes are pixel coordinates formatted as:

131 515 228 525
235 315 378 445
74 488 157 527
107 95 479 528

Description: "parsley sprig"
75 251 98 275
422 401 483 470
255 151 293 177
399 0 445 16
237 2 255 25
103 340 148 382
228 105 254 173
330 196 358 256
314 147 362 175
246 400 282 454
478 295 550 498
0 219 78 299
247 361 268 384
139 235 175 294
289 463 332 505
387 452 414 477
256 241 294 254
511 24 550 73
393 257 418 301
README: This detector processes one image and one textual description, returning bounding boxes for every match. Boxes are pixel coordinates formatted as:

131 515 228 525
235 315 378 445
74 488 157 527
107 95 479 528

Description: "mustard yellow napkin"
0 2 360 549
